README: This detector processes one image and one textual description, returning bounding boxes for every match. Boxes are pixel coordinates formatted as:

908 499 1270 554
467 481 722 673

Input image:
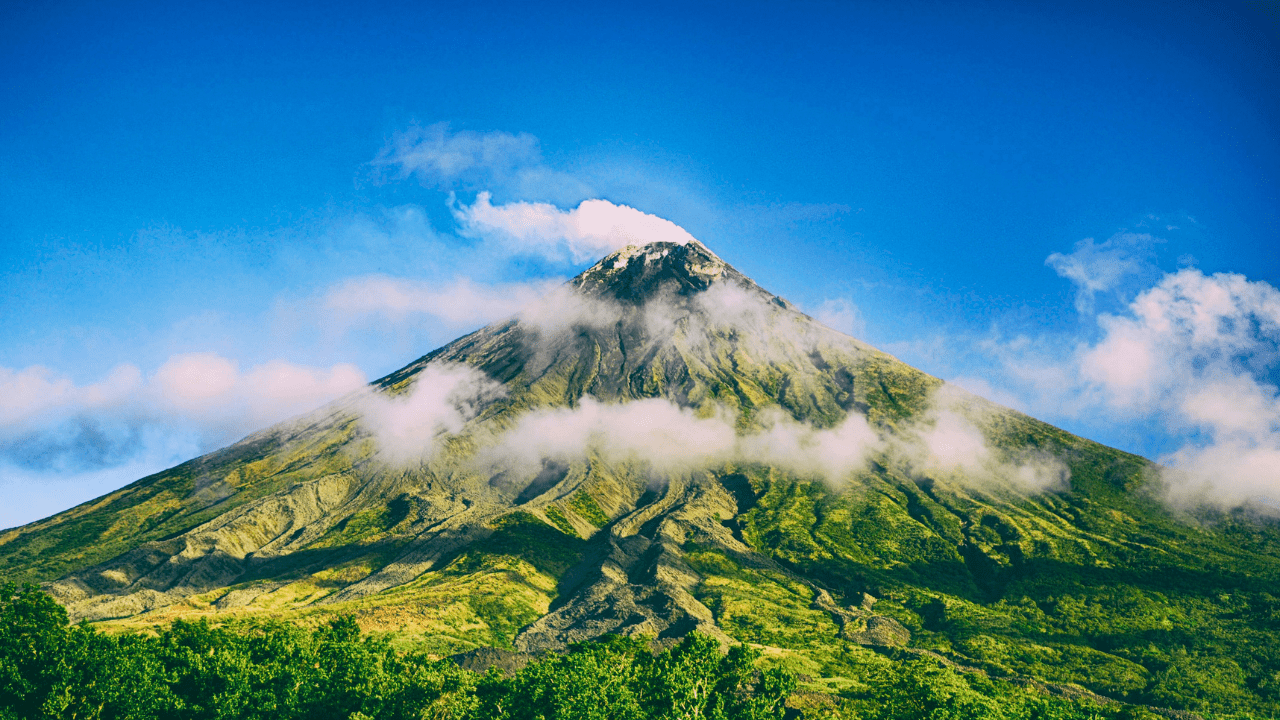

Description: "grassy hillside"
703 458 1280 715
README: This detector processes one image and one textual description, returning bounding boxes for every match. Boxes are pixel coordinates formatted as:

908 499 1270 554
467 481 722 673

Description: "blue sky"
2 0 1278 527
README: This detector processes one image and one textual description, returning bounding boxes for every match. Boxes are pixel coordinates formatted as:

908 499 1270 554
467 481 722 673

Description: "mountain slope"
3 240 1279 716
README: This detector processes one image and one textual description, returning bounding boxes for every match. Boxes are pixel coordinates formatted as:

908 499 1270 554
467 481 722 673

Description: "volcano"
4 240 1279 713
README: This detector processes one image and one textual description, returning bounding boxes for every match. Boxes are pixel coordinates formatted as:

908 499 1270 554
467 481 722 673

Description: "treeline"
3 583 1175 719
7 581 787 720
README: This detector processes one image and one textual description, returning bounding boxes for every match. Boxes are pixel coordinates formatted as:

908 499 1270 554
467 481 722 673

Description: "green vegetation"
282 511 590 656
569 490 611 527
0 582 792 720
0 417 360 585
314 495 417 549
477 511 587 577
1 583 1198 719
542 505 578 536
706 459 1280 717
838 658 1166 720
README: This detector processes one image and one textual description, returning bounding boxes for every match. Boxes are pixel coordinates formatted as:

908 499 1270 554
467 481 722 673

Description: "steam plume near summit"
454 193 698 263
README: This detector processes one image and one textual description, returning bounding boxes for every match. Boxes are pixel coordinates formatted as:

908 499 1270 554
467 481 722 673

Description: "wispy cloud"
372 122 591 204
358 365 1065 496
323 275 562 328
811 297 866 339
354 284 1066 498
150 353 366 430
355 363 505 464
1045 231 1162 313
362 377 886 487
944 235 1280 510
897 385 1070 493
0 355 365 480
374 123 540 186
0 364 144 431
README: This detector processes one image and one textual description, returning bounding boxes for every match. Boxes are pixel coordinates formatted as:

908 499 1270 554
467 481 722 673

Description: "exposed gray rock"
450 647 540 677
513 475 733 652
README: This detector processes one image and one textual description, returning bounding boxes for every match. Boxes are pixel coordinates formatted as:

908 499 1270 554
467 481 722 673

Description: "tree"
0 582 73 719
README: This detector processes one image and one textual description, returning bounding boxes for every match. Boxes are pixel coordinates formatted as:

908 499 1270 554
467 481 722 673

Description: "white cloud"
740 407 883 482
1076 269 1280 506
236 360 368 425
453 192 698 263
373 123 590 204
917 407 990 474
964 261 1280 509
364 371 1063 496
374 123 541 188
153 353 241 413
357 362 505 464
895 385 1070 493
147 352 367 431
1045 231 1160 312
480 396 884 484
323 275 562 328
0 364 143 430
1178 378 1280 438
0 356 367 475
1079 269 1280 415
812 297 866 339
479 397 737 476
516 284 625 343
1078 317 1162 412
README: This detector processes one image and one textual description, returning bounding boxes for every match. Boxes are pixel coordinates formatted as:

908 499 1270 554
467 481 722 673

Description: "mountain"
3 240 1280 716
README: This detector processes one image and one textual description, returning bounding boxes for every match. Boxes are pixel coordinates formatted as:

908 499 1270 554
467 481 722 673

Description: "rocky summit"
3 240 1280 715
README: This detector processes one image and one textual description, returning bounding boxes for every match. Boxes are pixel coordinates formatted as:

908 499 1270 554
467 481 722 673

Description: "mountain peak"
571 239 753 304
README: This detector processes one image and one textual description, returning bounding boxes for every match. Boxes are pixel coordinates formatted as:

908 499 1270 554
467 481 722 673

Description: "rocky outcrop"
810 588 910 647
514 474 736 651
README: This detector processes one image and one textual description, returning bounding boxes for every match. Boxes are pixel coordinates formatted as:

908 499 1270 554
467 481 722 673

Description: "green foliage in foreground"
0 583 790 720
2 584 1214 720
830 659 1158 720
